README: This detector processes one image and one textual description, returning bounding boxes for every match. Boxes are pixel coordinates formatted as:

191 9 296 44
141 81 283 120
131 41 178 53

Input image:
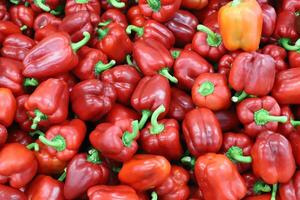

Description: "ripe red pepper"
7 128 33 145
9 5 34 31
15 95 32 131
242 173 272 197
274 10 299 41
65 0 101 16
261 44 288 72
25 78 69 130
237 96 287 137
131 75 171 129
260 3 277 41
26 175 64 200
118 154 171 191
192 73 231 111
33 13 62 31
182 0 207 10
0 2 9 21
195 153 247 200
277 105 300 136
202 12 219 33
289 131 300 166
245 194 277 200
105 103 140 123
182 108 222 157
0 21 21 44
88 185 140 200
100 0 128 10
0 184 27 200
70 79 117 121
279 170 300 200
288 51 300 68
64 150 109 199
0 143 38 188
23 32 90 78
54 73 77 92
215 108 241 132
127 5 148 27
193 0 229 22
28 0 61 13
34 24 59 42
0 88 16 127
173 49 213 90
101 9 128 28
0 125 7 147
217 50 240 78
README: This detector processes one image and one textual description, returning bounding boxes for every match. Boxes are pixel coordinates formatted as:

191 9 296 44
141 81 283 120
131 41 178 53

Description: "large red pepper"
64 150 109 199
195 153 247 200
23 32 90 78
9 5 34 31
274 11 299 41
217 50 241 78
88 185 140 200
215 108 241 132
0 88 16 127
15 95 32 132
192 72 231 111
127 5 148 27
105 103 140 123
25 78 69 130
0 143 38 188
0 184 27 200
182 108 222 157
289 131 300 166
34 24 59 42
0 21 21 44
118 154 171 191
101 9 128 28
33 13 62 31
279 170 300 200
131 75 171 129
65 0 101 16
261 44 288 72
70 79 117 121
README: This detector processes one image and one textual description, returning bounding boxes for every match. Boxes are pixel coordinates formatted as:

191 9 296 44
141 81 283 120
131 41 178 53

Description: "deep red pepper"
105 103 140 123
279 170 300 200
0 184 27 200
274 10 299 41
281 0 300 12
65 0 100 15
15 95 32 132
215 108 241 132
242 173 260 197
33 13 62 31
70 79 117 121
181 0 207 10
289 51 300 68
217 51 241 78
277 105 300 137
100 0 128 10
260 3 277 41
0 21 21 44
101 9 128 28
54 72 77 92
262 44 288 72
202 12 219 32
9 5 34 31
0 88 16 127
88 185 140 200
127 5 148 27
34 24 59 42
244 194 278 200
0 125 7 147
0 2 9 21
7 128 33 145
289 131 300 166
28 0 61 13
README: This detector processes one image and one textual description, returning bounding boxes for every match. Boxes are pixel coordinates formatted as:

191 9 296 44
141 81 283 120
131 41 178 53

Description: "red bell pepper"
215 108 241 132
54 72 77 92
195 153 247 200
64 150 109 199
65 0 101 15
277 105 300 137
25 78 69 130
281 0 300 11
0 143 38 188
105 103 140 123
288 51 300 68
192 72 231 111
0 21 21 44
100 0 127 10
9 5 34 31
202 12 219 33
261 44 288 72
70 79 117 121
0 125 7 147
165 10 199 47
279 170 300 200
245 194 278 200
181 0 207 10
0 88 16 127
33 13 62 31
237 96 287 137
0 184 27 200
173 49 213 90
260 3 277 41
217 50 240 78
182 108 222 157
15 95 32 131
7 128 33 145
101 8 128 28
28 0 61 13
90 119 139 162
193 0 229 23
289 131 300 166
118 154 171 191
1 33 35 61
23 32 90 78
26 175 64 200
0 2 9 21
242 173 272 197
131 75 171 129
274 10 299 41
88 185 140 200
34 24 59 42
155 165 190 200
127 5 148 27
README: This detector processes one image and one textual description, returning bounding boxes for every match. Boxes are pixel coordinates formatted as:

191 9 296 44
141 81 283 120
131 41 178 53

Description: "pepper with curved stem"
86 149 102 164
253 180 271 194
271 184 277 200
159 68 178 83
150 105 165 134
94 60 116 76
180 156 195 169
20 25 27 31
138 110 152 130
27 143 39 151
29 130 45 137
147 0 161 12
226 146 252 163
254 109 288 126
97 28 109 40
71 32 91 52
107 0 125 8
279 38 300 51
38 135 66 152
232 91 249 103
198 81 214 97
58 169 67 182
151 192 158 200
34 0 51 12
98 20 112 27
122 120 139 147
31 109 48 130
126 25 144 37
197 25 222 47
24 78 39 87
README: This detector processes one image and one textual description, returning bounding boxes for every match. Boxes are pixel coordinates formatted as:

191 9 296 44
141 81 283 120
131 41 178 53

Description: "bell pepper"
165 10 199 47
195 153 247 200
25 78 69 130
15 95 32 132
118 154 171 191
242 173 272 197
217 50 240 78
7 128 33 145
274 11 299 41
0 57 24 96
127 5 148 27
100 0 127 10
173 49 213 90
9 5 34 31
0 184 27 200
0 2 9 21
33 13 62 31
237 96 287 137
101 9 128 28
277 105 300 137
167 87 194 121
88 185 140 200
64 150 109 199
229 52 276 102
215 108 241 132
131 75 171 129
54 73 77 92
192 24 227 61
140 105 183 160
155 165 190 200
70 79 117 121
34 24 59 42
138 0 181 22
281 0 300 11
288 51 300 68
65 0 101 16
26 175 64 200
272 67 300 104
260 3 277 41
101 65 142 105
0 88 16 127
289 131 300 166
90 119 139 162
126 20 175 49
1 33 35 61
261 44 288 72
28 0 61 13
203 12 219 32
245 194 277 200
192 72 231 111
0 143 38 188
182 0 207 10
0 125 7 147
218 0 263 51
279 170 300 200
105 103 140 123
0 21 21 44
93 22 132 63
182 108 222 157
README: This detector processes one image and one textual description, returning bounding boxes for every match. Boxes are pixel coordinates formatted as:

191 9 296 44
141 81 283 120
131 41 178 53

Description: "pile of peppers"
0 0 300 199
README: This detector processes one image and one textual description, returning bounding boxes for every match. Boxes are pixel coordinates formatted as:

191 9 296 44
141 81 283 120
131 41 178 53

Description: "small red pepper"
217 50 241 78
105 103 140 123
181 0 207 10
28 0 61 13
288 51 300 68
101 8 128 28
261 44 288 72
0 2 9 21
53 72 77 92
88 185 140 200
65 0 101 16
0 88 16 127
100 0 127 10
279 170 300 200
9 5 34 31
127 5 148 27
0 21 21 44
34 24 59 42
242 173 272 197
274 10 299 41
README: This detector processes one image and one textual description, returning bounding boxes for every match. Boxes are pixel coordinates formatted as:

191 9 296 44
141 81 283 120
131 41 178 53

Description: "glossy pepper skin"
217 51 240 78
0 125 7 147
9 5 34 30
88 185 139 200
0 185 26 200
33 13 62 31
195 153 247 200
25 78 69 130
272 68 300 104
182 0 207 10
262 44 288 72
101 9 128 28
26 175 64 200
0 21 21 44
274 11 299 41
289 131 300 166
0 2 9 21
182 108 222 157
105 103 140 123
289 51 300 68
127 6 148 27
0 88 16 127
215 108 241 132
192 73 231 111
155 166 190 200
70 79 117 121
15 95 32 132
277 105 299 137
23 32 90 79
260 3 277 41
138 0 181 22
218 0 263 51
279 170 300 200
0 143 38 188
1 33 35 61
65 0 101 16
64 151 109 199
28 0 61 13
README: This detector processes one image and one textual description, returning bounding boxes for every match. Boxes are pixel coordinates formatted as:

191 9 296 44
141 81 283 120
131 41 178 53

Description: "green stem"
150 105 165 134
75 0 89 3
279 38 300 51
197 25 222 47
29 130 45 137
94 60 116 75
20 25 27 31
107 0 125 8
271 184 278 200
291 119 300 127
97 28 109 40
87 148 102 164
147 0 161 12
98 20 112 27
171 50 181 59
231 0 241 6
231 91 248 103
198 81 215 96
181 156 195 169
126 25 144 37
50 5 64 16
26 143 39 151
71 32 91 52
24 78 39 87
122 120 139 147
139 110 152 130
253 181 272 194
254 109 288 126
34 0 51 12
151 192 158 200
10 0 19 4
159 68 178 83
226 146 252 163
58 169 66 182
126 54 133 66
31 109 48 130
38 135 66 152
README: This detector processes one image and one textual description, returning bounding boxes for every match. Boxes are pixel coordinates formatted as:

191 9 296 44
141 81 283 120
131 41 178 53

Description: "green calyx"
94 60 116 76
254 109 288 126
253 180 271 194
71 32 91 52
231 91 249 103
198 81 215 96
34 0 51 12
181 156 196 169
97 28 109 40
24 78 39 87
107 0 125 8
151 192 158 200
226 146 252 163
171 50 181 59
26 143 40 151
126 25 144 37
87 148 102 164
197 25 222 47
279 38 300 51
159 68 178 83
147 0 161 12
122 120 139 147
138 110 152 130
271 184 278 200
38 135 66 152
31 109 48 130
150 105 165 134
